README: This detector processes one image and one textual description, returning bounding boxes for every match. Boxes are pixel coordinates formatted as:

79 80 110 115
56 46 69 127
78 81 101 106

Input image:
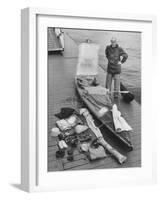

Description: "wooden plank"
48 160 64 171
66 156 116 171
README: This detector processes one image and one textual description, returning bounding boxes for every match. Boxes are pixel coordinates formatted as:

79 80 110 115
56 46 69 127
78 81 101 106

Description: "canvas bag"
88 145 107 160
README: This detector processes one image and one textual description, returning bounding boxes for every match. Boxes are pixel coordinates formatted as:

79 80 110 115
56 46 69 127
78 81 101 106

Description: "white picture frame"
21 7 157 192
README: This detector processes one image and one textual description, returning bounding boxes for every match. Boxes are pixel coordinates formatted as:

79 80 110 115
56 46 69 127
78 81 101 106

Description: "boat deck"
48 32 141 172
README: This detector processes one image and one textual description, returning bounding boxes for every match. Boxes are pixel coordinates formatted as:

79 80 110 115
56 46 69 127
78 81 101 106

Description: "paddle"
120 82 135 102
109 91 129 94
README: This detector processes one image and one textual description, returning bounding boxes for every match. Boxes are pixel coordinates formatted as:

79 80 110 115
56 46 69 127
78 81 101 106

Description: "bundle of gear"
50 107 127 164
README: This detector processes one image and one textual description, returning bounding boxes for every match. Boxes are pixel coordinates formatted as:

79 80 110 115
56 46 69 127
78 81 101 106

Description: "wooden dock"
48 32 141 172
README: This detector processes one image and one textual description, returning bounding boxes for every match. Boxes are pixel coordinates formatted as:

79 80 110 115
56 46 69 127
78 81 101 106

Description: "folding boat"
75 42 133 151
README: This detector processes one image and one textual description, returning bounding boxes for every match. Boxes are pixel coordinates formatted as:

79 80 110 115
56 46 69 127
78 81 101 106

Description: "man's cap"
110 37 117 43
85 38 91 43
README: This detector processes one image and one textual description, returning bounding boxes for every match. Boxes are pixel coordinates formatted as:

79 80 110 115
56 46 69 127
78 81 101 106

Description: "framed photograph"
21 7 156 192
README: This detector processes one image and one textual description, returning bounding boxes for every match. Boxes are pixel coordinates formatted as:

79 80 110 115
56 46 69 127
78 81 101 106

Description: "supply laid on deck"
64 131 71 136
112 104 132 132
55 149 65 158
91 138 100 148
64 134 78 144
64 128 75 136
64 129 92 144
58 140 68 149
75 124 89 134
55 107 76 119
50 127 61 137
77 131 92 142
98 107 109 118
58 133 65 141
88 145 107 160
79 138 107 160
67 149 74 161
54 106 127 164
56 114 82 131
80 143 90 152
66 114 82 127
56 119 72 131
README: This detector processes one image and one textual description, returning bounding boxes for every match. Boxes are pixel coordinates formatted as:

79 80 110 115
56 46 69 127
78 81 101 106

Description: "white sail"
76 43 99 76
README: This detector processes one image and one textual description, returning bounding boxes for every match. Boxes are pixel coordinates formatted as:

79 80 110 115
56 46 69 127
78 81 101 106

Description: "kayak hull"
75 77 133 151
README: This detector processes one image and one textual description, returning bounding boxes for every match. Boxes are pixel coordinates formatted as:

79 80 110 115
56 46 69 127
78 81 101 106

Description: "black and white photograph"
47 27 141 172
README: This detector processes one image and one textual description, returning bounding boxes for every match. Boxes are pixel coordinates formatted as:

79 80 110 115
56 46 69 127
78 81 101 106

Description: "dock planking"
48 32 141 172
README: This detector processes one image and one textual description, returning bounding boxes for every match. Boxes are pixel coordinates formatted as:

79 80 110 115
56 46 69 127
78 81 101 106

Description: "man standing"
105 37 128 98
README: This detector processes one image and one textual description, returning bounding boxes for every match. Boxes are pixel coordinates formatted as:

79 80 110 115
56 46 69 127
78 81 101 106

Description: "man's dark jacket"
105 44 128 74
